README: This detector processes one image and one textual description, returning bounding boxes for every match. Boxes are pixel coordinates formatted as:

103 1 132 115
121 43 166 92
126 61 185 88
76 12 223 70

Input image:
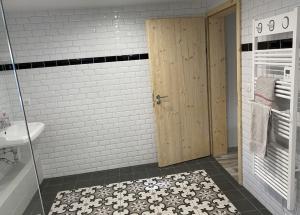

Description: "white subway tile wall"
0 25 17 179
0 71 13 180
6 2 207 63
241 0 300 214
0 23 13 117
0 72 12 119
5 0 300 214
3 2 210 178
7 61 157 177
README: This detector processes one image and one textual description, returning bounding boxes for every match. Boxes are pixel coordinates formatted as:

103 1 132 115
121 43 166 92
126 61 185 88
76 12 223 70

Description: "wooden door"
208 16 228 156
146 17 210 167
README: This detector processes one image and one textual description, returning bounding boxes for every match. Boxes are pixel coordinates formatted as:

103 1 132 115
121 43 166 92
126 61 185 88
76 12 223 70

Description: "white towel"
250 102 271 158
250 76 278 157
255 76 278 106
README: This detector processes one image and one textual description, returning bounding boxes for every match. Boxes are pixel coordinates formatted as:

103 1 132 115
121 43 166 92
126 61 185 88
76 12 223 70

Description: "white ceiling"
3 0 193 12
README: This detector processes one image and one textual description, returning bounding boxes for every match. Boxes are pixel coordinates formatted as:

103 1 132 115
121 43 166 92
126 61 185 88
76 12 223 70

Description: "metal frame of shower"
0 0 45 214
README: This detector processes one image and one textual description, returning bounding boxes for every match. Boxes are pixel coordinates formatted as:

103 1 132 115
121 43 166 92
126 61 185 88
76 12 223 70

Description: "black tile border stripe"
0 53 149 71
241 38 292 52
0 38 293 71
241 43 252 52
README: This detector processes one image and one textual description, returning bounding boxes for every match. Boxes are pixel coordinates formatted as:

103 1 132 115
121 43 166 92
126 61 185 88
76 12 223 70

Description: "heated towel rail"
251 7 300 210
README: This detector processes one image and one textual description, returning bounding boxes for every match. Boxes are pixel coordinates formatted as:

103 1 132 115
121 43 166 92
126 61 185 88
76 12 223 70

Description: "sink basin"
0 121 45 149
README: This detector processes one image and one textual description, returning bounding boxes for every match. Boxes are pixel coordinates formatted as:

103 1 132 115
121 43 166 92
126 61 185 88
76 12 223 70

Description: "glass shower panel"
0 1 45 215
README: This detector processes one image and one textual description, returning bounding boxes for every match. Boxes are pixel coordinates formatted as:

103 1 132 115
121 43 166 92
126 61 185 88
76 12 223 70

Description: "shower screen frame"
0 0 45 214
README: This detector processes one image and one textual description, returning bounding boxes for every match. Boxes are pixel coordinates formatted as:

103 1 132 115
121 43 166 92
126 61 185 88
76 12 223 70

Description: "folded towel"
250 102 271 158
250 76 278 157
255 76 278 107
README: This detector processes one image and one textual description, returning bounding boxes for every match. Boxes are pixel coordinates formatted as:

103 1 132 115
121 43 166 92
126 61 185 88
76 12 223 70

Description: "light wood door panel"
146 17 210 167
147 19 182 166
175 18 210 161
208 17 228 156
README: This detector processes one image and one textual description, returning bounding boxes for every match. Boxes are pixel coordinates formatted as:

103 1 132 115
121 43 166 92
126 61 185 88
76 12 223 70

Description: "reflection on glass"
0 1 45 214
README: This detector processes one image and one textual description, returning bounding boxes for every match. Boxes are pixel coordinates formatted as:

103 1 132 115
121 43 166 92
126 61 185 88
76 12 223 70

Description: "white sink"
0 121 45 149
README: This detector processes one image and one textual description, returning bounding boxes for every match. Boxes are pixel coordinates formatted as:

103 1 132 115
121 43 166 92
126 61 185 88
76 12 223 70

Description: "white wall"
241 0 300 214
0 21 13 121
4 2 208 178
8 62 156 178
5 2 207 63
0 72 12 121
225 12 237 148
0 71 13 180
0 21 15 181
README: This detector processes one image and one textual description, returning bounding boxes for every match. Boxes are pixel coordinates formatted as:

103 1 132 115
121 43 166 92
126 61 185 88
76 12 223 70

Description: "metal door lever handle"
156 95 168 104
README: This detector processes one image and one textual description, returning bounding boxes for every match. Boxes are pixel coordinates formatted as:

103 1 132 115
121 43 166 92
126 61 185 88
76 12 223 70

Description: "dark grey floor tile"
196 156 214 163
239 187 257 199
62 174 77 181
133 170 148 179
184 159 201 166
29 204 43 215
224 190 246 202
40 181 48 190
173 164 190 173
103 175 120 184
249 197 266 210
210 173 231 183
60 181 77 190
75 179 98 188
232 199 258 213
143 163 158 168
216 181 237 192
241 210 261 215
26 156 271 215
147 168 161 177
160 167 175 176
43 201 53 214
101 168 120 178
90 176 106 186
76 172 93 182
42 184 66 194
132 164 151 172
259 208 272 215
92 170 108 180
188 164 201 171
42 193 57 203
119 166 133 174
230 179 242 188
43 176 65 186
193 162 217 170
120 172 134 181
204 166 224 176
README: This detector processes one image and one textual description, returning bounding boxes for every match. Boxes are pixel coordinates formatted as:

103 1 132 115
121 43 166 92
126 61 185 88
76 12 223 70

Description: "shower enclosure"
0 1 44 214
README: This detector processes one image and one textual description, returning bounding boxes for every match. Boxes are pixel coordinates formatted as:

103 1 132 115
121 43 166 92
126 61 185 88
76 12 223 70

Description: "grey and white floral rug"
49 170 240 215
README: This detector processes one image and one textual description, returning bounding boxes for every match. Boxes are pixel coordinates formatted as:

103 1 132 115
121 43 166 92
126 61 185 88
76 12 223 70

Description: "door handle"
156 94 168 104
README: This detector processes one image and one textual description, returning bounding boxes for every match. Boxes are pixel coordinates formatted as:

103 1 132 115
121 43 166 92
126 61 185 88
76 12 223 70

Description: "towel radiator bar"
254 79 292 99
251 7 300 210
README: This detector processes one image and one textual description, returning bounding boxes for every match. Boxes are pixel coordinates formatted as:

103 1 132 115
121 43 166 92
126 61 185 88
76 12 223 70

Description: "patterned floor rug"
49 170 240 215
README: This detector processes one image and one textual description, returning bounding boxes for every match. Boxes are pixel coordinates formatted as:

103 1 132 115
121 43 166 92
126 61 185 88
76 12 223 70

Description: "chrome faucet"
0 112 11 130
